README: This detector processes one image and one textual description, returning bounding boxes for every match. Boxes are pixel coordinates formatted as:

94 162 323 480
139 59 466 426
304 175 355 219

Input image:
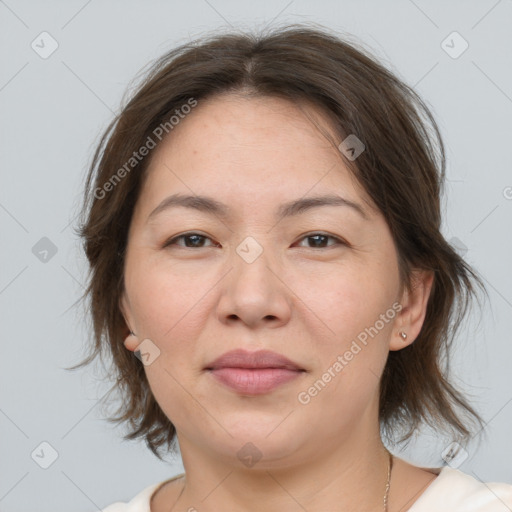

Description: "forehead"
136 94 374 218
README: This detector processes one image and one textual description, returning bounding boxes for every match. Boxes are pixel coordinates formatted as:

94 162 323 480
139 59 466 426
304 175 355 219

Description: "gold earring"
399 331 407 340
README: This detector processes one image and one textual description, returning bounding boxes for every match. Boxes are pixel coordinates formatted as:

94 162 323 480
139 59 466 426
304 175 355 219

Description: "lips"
205 349 304 371
205 349 305 395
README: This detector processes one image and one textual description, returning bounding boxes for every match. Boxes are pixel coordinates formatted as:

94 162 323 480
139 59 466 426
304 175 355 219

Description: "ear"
119 293 139 352
389 269 434 351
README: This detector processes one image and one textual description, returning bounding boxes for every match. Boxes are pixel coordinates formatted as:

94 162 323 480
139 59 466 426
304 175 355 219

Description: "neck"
172 428 391 511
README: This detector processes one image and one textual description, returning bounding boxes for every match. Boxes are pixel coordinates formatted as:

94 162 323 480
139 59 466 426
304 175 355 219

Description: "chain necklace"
168 451 394 511
383 449 394 511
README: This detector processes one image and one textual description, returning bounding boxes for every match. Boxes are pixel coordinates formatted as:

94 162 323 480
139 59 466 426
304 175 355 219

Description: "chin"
217 422 307 463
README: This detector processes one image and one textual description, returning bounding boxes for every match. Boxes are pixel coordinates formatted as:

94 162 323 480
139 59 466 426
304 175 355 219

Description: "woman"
73 24 512 511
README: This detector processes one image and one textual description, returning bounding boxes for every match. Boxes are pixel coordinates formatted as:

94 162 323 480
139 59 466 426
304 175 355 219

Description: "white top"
100 467 512 511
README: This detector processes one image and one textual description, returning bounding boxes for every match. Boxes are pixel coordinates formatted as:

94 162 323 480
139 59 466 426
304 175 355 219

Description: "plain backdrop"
1 1 511 511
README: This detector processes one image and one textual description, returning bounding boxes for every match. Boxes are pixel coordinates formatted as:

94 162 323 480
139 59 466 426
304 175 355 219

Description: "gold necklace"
169 451 394 511
384 450 394 511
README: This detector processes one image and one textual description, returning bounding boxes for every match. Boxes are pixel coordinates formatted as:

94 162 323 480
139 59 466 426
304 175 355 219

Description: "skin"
120 93 437 512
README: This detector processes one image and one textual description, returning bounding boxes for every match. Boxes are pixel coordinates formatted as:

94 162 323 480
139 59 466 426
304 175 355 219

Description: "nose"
216 244 292 329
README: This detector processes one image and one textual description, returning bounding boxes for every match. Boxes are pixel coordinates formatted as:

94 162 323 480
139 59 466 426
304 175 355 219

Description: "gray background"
1 1 511 511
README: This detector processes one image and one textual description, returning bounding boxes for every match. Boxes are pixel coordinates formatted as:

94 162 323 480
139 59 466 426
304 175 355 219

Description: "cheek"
131 263 214 427
144 362 209 440
297 361 381 443
290 260 397 347
292 262 396 409
127 255 215 341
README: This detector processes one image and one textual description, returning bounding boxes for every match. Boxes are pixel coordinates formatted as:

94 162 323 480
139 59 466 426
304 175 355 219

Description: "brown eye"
295 233 346 249
164 233 218 249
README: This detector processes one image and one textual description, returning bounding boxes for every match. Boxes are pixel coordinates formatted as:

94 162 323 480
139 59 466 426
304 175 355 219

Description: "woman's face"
120 94 427 467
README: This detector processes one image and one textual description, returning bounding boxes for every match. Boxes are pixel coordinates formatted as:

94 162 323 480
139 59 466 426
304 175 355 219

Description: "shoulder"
99 475 181 512
410 466 512 512
99 483 158 512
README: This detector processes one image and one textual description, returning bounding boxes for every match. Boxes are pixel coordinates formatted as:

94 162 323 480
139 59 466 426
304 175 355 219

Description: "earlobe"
124 332 140 352
389 270 434 351
389 328 413 351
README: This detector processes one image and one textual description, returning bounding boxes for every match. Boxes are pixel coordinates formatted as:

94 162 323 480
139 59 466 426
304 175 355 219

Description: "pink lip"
205 349 305 395
210 368 303 394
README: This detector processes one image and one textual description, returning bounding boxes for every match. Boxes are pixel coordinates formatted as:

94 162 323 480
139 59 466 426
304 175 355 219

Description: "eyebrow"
146 193 369 223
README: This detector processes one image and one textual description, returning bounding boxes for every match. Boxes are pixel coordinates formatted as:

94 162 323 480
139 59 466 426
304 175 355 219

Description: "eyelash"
163 232 347 250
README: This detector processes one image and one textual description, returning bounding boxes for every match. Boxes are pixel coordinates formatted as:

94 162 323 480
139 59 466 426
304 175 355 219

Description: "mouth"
204 349 306 395
207 367 305 395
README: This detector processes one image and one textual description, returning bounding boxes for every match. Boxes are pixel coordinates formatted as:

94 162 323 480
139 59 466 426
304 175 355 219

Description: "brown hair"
70 23 486 460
